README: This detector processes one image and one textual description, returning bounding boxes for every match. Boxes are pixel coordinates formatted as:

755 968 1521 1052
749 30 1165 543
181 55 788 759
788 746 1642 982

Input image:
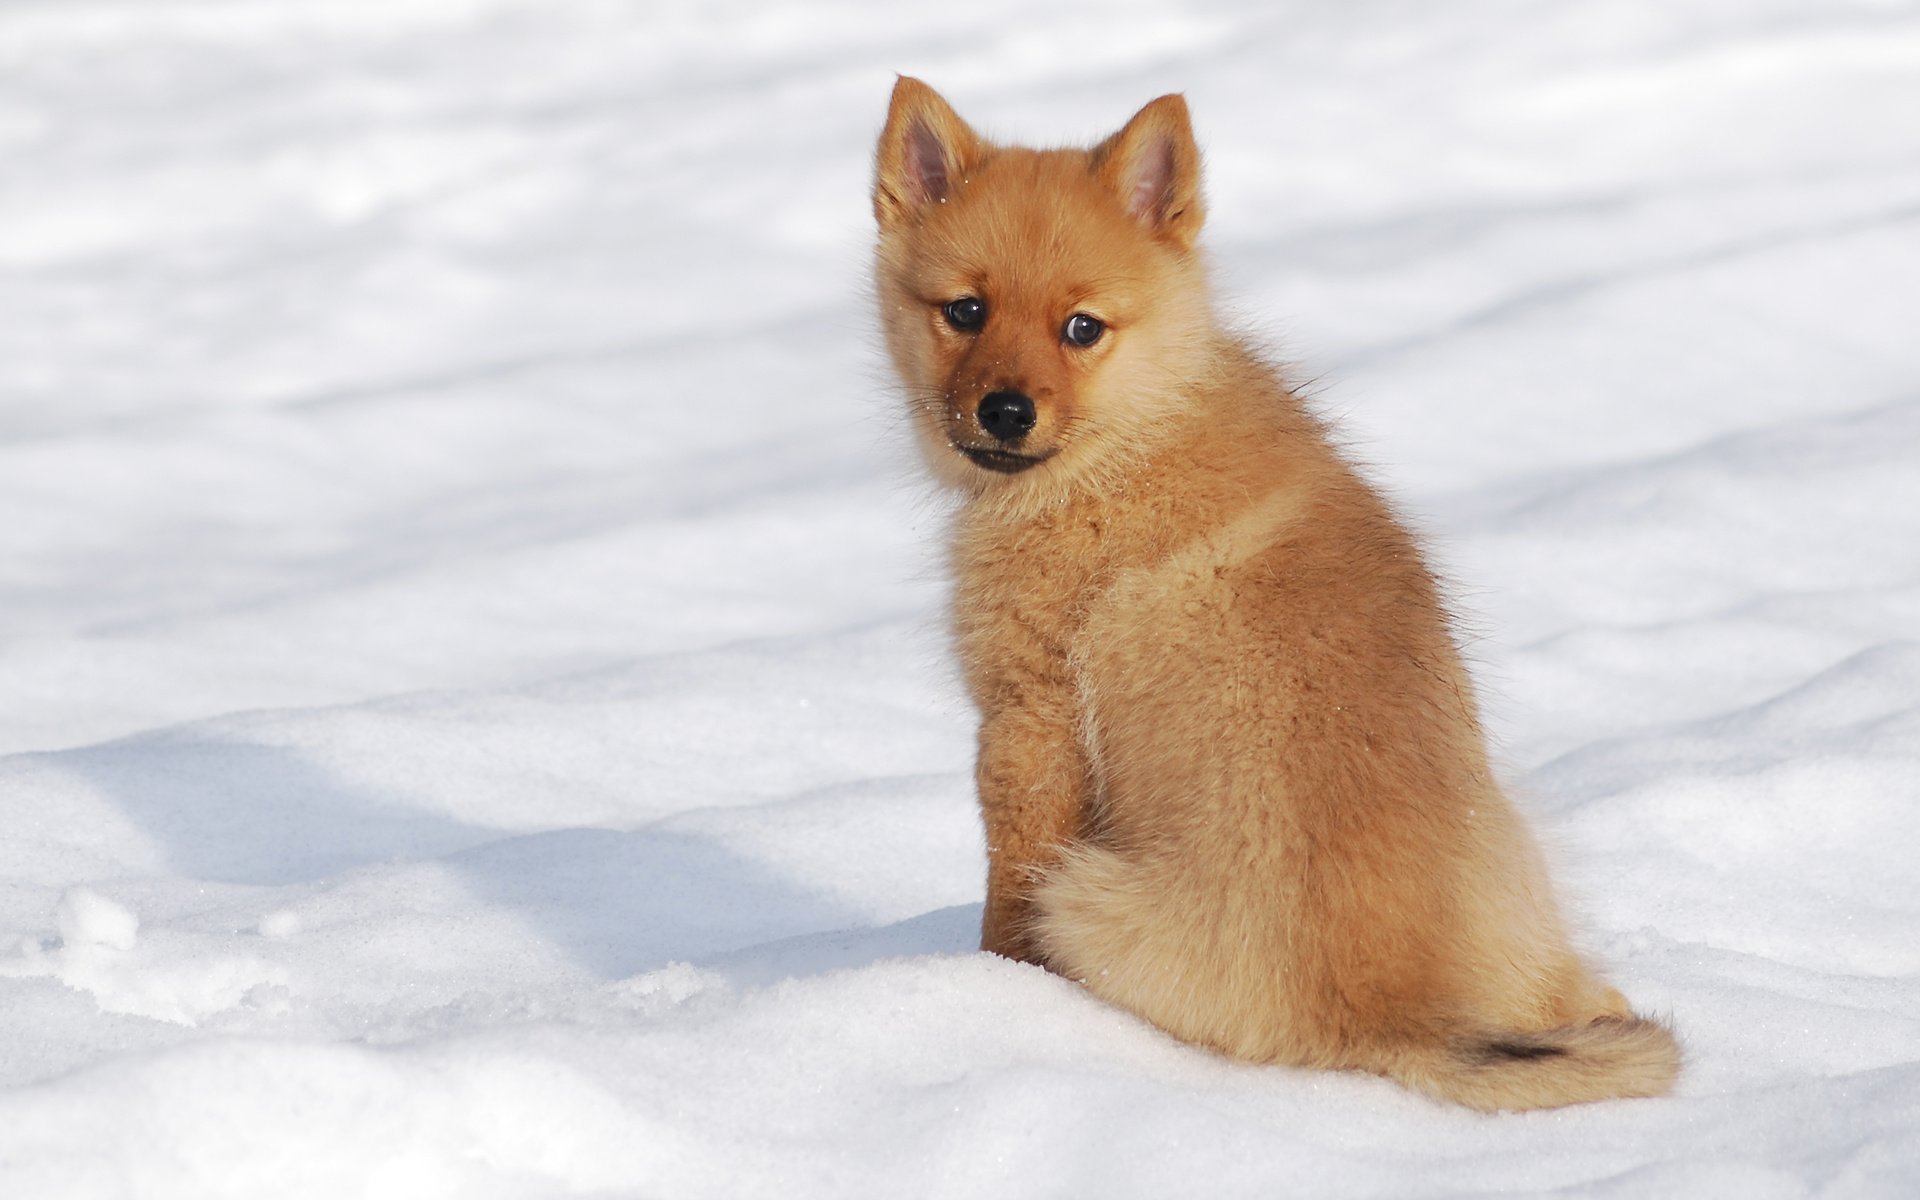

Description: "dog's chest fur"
948 447 1257 714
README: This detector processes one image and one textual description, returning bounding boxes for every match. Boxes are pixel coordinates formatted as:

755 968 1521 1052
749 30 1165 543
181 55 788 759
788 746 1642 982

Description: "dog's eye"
943 297 986 331
1063 313 1104 346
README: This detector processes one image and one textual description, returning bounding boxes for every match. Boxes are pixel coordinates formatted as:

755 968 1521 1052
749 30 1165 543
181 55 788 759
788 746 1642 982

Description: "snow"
2 0 1917 1193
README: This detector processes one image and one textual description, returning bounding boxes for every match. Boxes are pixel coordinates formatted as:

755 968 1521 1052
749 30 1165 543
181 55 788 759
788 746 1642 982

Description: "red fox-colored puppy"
871 77 1678 1111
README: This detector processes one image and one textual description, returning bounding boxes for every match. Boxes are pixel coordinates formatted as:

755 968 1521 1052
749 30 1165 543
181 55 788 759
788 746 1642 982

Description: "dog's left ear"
1092 95 1205 250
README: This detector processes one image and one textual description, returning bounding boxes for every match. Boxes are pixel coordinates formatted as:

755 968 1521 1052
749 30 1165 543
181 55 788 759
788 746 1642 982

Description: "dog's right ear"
874 77 982 228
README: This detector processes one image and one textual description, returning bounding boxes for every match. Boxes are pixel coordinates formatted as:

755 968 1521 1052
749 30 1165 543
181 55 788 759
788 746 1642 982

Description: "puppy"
871 77 1677 1111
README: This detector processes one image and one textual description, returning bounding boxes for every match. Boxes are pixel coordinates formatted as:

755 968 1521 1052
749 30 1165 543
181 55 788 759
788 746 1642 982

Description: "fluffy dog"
871 77 1678 1110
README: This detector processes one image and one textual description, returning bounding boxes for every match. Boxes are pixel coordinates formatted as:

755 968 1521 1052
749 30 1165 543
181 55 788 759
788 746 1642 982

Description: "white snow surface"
4 0 1919 1194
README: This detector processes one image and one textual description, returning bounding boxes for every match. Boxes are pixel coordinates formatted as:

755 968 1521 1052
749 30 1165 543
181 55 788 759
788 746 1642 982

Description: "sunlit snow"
3 1 1917 1195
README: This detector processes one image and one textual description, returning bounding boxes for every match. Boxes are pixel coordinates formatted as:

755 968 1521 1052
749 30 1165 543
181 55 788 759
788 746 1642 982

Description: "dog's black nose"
977 391 1036 442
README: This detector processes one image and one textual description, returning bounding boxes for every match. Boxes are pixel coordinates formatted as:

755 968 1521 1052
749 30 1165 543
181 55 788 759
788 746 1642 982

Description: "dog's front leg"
974 688 1090 966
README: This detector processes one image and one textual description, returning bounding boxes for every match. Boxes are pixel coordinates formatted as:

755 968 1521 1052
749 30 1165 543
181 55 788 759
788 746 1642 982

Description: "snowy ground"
3 0 1918 1194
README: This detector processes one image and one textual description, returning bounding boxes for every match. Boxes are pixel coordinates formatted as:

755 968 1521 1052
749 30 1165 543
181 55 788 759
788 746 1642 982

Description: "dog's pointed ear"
1092 94 1205 249
874 77 984 228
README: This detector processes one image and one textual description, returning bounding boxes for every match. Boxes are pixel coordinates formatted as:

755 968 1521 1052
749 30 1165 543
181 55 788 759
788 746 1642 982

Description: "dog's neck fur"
954 334 1341 578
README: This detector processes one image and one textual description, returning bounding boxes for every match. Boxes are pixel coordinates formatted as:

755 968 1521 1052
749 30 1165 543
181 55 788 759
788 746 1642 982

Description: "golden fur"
872 77 1679 1111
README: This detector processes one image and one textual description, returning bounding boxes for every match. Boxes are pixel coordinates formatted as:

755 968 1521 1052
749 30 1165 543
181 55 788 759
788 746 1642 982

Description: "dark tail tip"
1467 1035 1569 1065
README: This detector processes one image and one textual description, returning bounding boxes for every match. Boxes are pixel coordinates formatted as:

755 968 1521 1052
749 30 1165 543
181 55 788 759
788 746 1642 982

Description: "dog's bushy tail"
1385 1016 1680 1112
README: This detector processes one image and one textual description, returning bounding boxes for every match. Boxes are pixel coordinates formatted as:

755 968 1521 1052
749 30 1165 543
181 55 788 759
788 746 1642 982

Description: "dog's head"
872 78 1215 497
